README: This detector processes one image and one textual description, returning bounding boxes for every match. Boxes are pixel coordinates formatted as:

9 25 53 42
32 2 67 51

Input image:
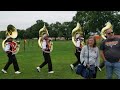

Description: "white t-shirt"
42 40 47 50
4 42 10 52
76 39 81 47
42 40 50 53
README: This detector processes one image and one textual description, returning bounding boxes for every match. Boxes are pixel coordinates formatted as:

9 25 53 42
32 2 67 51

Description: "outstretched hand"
97 67 102 71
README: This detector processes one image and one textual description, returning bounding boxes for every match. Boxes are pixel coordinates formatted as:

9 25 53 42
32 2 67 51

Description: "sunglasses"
107 32 114 35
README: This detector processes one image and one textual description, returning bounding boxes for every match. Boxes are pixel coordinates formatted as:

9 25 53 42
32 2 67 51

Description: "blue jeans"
105 60 120 79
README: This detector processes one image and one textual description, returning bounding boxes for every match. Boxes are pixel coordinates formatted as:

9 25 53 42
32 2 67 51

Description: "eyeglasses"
107 32 114 35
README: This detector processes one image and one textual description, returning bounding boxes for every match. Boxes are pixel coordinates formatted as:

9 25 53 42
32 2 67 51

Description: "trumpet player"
1 36 21 74
36 34 54 73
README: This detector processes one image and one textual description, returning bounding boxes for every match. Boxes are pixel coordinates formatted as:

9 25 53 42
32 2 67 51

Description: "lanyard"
87 45 89 64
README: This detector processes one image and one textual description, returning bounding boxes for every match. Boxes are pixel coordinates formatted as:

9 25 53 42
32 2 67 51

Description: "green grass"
0 39 107 79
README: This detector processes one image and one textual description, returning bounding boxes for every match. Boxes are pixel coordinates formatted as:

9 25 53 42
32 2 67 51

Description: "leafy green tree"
72 11 120 40
17 29 25 39
0 31 6 39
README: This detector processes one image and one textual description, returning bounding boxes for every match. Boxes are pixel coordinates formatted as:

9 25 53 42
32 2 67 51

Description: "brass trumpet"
2 24 20 54
38 24 53 52
101 22 113 40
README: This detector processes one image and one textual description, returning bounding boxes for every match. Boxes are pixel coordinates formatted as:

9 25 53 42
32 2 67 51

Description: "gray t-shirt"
100 37 120 63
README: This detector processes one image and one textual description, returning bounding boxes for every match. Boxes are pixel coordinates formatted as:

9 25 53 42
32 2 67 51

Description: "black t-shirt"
100 37 120 63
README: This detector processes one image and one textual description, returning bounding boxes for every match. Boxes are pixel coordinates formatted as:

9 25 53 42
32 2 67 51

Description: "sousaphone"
2 24 20 54
72 22 85 47
38 24 53 52
101 22 113 40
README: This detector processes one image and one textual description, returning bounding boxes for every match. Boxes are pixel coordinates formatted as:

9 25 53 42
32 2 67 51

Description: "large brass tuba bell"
72 22 84 47
101 22 113 40
2 24 20 54
38 24 53 52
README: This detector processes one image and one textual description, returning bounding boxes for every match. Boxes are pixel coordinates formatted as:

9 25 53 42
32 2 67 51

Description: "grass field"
0 39 106 79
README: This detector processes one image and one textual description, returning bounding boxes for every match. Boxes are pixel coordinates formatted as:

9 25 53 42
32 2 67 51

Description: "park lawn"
0 39 108 79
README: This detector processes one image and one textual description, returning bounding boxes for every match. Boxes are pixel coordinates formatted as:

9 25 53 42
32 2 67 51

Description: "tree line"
0 11 120 40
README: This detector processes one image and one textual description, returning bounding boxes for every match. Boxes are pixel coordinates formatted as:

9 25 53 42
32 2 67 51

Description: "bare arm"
96 47 100 67
96 47 101 71
100 50 106 61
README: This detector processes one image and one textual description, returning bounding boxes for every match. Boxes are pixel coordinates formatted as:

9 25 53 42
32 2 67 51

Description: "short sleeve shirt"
100 37 120 63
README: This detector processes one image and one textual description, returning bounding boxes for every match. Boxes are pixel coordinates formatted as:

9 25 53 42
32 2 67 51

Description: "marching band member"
70 34 84 70
36 34 54 73
1 36 21 74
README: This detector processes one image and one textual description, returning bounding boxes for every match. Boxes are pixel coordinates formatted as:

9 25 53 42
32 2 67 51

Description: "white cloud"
0 11 77 31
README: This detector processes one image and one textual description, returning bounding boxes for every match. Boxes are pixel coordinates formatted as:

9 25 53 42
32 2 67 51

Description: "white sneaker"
70 64 74 70
36 67 40 72
48 71 54 73
1 69 7 74
15 71 21 74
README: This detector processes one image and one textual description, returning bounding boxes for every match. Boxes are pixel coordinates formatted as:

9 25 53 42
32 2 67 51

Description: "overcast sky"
0 11 77 31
